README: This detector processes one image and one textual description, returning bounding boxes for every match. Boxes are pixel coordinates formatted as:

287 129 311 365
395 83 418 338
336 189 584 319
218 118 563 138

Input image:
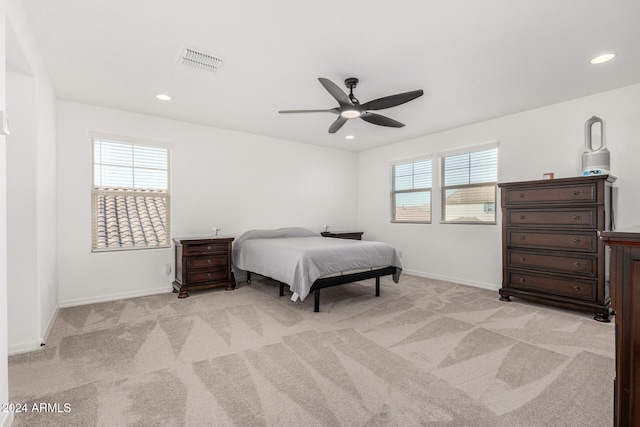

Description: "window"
441 146 498 224
390 158 432 223
92 137 171 251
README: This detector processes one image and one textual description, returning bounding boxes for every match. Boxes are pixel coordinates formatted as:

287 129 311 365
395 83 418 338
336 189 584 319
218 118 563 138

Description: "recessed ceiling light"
590 53 616 64
345 135 355 140
156 93 172 101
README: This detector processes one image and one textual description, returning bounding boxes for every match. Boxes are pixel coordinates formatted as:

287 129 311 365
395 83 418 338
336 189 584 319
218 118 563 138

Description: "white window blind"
441 147 497 224
390 158 432 223
92 138 171 251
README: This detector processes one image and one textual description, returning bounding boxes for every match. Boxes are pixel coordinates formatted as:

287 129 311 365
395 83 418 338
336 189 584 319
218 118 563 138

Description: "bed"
232 227 402 312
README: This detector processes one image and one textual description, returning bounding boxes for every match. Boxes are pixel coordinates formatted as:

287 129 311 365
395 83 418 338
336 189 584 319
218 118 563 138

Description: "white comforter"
232 228 402 302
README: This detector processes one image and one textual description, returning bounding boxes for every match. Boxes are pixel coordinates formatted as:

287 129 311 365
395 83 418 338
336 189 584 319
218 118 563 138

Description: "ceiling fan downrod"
345 77 359 104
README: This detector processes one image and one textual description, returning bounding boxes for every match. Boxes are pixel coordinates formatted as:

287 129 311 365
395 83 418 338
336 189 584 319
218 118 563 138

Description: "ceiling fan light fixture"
345 135 355 140
590 53 615 64
340 109 361 119
156 93 172 101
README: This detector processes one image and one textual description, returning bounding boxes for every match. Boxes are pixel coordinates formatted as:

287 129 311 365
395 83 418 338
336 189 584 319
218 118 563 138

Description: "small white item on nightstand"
322 225 330 232
212 227 222 236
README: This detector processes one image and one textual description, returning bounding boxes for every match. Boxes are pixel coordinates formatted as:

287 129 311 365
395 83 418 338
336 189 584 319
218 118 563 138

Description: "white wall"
5 0 58 357
6 72 38 350
0 0 9 424
57 101 358 306
358 83 640 290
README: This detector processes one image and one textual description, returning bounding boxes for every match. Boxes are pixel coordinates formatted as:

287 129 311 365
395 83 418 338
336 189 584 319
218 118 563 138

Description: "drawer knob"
574 239 580 244
520 236 526 240
206 245 212 250
573 285 581 291
207 259 212 263
573 190 580 195
573 262 580 267
520 215 525 220
519 193 525 198
207 273 211 277
519 278 525 283
573 215 581 220
520 257 526 262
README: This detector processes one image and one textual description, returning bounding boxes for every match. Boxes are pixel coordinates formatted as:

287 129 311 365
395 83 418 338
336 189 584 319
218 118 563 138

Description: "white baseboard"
59 286 172 308
8 339 43 356
9 288 170 355
41 304 60 345
0 412 14 427
9 306 60 356
402 269 500 292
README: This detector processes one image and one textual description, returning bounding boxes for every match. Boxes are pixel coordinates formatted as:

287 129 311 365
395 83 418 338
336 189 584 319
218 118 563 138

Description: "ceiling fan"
279 77 424 134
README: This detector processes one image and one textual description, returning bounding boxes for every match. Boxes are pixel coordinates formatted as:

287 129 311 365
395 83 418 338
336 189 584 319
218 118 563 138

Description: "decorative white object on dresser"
498 175 615 321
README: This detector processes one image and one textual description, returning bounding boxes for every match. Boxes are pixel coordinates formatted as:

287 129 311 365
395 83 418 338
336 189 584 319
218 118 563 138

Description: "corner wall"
5 0 58 357
0 0 10 424
357 83 640 289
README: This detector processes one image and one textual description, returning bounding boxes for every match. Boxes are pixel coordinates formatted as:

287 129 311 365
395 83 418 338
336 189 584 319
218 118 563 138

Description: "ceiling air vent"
177 46 224 73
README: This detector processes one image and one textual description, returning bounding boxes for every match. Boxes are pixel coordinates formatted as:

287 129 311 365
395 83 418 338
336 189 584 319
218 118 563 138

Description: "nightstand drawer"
187 266 228 284
504 183 597 205
508 250 596 276
506 208 597 228
185 241 229 255
186 255 228 270
507 271 596 301
506 230 597 252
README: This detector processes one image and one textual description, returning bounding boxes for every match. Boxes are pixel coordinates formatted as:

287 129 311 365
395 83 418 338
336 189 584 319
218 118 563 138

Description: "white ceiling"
18 0 640 152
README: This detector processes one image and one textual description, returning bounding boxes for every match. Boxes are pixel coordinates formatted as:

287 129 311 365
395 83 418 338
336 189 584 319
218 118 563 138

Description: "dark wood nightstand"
321 231 364 240
173 236 235 298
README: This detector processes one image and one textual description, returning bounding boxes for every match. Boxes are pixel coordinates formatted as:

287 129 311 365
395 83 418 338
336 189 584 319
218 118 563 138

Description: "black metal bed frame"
246 266 398 312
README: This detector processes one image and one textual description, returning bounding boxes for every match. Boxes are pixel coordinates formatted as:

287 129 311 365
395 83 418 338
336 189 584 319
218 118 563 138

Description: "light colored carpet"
8 274 615 426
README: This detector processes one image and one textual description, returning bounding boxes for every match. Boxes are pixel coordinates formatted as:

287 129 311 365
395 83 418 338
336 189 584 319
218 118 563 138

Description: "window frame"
91 134 171 252
439 144 498 225
390 156 433 224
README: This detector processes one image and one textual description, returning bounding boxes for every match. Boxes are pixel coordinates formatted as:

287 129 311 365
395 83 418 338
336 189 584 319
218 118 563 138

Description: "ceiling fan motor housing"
344 77 359 89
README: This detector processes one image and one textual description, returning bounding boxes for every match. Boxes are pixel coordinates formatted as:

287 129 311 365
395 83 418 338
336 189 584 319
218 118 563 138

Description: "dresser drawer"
508 250 596 276
187 266 228 284
507 230 597 252
506 208 597 229
507 271 596 301
186 255 228 270
504 183 597 206
184 241 229 255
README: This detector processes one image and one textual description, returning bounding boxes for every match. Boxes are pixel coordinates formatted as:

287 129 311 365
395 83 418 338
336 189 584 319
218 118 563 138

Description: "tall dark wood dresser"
498 175 615 321
173 236 235 298
600 228 640 427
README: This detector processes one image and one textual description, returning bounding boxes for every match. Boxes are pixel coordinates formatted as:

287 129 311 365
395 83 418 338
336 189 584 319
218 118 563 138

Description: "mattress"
232 228 402 302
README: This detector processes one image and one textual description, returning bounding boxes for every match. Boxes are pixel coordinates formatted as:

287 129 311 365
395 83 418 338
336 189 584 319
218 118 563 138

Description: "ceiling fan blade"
328 116 348 133
361 89 424 111
360 112 405 128
318 78 353 108
279 108 339 114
